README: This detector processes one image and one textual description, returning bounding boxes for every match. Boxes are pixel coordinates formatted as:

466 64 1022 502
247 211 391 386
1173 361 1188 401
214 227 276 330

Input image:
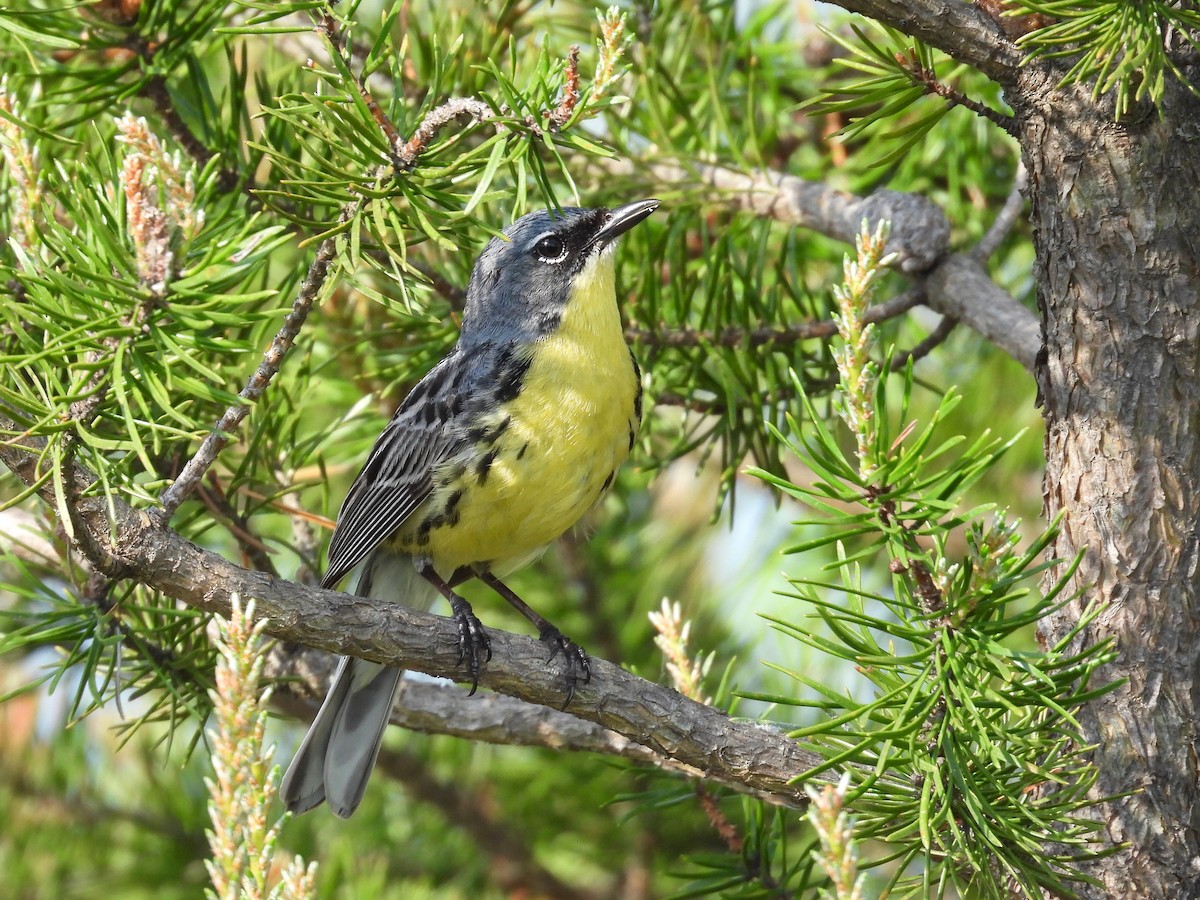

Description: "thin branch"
374 744 601 900
896 48 1017 135
394 97 496 170
195 473 278 577
605 158 1040 371
821 0 1024 85
889 315 958 371
1 421 831 808
154 223 346 521
626 287 923 348
267 651 809 809
603 158 951 273
140 74 239 194
547 45 582 129
972 163 1029 261
923 253 1039 371
316 13 406 153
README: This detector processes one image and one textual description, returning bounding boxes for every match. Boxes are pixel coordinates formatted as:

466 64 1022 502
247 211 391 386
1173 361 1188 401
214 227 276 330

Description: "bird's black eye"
532 234 567 263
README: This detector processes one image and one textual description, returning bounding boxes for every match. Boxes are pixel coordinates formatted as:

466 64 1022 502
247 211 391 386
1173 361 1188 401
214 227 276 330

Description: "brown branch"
394 97 496 170
374 744 600 900
889 315 958 371
604 158 1040 371
972 163 1029 261
2 422 832 808
195 473 278 577
267 650 810 809
140 74 239 194
696 785 744 853
820 0 1024 85
896 48 1016 135
603 158 952 273
154 217 348 521
547 45 582 130
315 13 405 155
626 287 923 349
923 253 1038 371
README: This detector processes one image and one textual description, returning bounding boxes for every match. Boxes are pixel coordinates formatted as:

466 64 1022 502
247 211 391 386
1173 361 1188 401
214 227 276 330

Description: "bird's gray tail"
280 551 437 818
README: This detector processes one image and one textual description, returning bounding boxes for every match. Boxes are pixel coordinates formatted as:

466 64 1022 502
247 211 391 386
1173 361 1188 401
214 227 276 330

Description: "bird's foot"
448 596 491 694
539 625 591 710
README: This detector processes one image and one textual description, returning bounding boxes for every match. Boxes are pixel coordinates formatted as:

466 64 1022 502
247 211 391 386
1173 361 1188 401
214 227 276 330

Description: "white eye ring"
532 232 569 263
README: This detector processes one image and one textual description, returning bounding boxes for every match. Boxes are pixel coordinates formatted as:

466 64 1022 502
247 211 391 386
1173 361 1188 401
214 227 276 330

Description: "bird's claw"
450 599 491 695
539 626 591 710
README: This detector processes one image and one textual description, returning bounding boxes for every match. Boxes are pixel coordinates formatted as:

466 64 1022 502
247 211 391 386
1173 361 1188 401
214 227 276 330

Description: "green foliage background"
0 0 1076 896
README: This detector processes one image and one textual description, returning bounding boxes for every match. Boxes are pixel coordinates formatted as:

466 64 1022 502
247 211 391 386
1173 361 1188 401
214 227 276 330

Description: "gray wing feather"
320 344 490 589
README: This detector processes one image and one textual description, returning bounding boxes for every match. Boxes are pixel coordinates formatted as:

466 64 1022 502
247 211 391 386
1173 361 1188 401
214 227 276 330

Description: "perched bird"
282 199 659 817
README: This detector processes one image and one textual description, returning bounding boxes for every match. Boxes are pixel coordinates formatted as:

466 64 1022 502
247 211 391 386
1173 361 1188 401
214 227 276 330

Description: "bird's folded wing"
320 348 483 589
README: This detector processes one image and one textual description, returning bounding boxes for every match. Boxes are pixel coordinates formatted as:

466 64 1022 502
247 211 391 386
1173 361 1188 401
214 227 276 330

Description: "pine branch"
154 223 345 521
608 158 1040 370
267 649 808 809
894 46 1017 134
972 163 1029 261
1 420 831 808
373 745 599 900
194 474 278 577
604 158 951 272
889 315 958 372
140 74 240 194
819 0 1024 84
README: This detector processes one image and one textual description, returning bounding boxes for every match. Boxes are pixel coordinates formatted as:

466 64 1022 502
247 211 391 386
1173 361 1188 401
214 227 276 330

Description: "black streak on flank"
516 442 529 460
600 471 614 493
629 351 643 423
416 488 465 542
627 424 636 452
467 415 511 445
494 348 533 403
536 309 562 335
475 447 498 486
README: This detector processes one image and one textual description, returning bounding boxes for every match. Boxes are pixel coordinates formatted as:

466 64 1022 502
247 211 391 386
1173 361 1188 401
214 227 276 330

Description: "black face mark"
461 208 610 337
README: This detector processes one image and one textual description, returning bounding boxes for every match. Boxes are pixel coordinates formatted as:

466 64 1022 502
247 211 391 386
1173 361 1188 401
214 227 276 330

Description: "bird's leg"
416 561 491 694
476 570 591 709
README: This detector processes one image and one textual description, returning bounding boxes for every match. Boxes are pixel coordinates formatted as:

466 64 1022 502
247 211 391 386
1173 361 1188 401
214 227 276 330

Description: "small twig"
627 287 924 348
154 214 349 522
896 49 1017 136
316 13 405 153
374 745 598 900
195 473 278 576
394 97 495 170
880 501 947 617
80 569 181 677
547 45 581 129
696 785 743 853
140 75 239 193
972 163 1028 261
889 315 958 371
279 487 322 588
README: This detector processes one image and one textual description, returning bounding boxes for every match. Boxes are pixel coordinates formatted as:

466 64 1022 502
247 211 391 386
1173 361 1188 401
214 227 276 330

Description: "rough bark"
0 423 826 808
1016 72 1200 896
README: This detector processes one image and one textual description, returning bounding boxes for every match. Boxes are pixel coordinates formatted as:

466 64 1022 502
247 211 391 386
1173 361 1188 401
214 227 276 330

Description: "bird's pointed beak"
593 199 660 247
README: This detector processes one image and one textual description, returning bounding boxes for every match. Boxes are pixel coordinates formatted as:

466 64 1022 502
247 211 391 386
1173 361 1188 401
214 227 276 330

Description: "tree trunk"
1020 73 1200 896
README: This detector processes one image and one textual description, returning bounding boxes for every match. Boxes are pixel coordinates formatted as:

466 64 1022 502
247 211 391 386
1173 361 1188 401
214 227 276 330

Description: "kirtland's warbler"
282 199 659 817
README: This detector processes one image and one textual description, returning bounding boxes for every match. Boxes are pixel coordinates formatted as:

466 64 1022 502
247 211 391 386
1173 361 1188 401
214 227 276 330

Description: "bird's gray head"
461 199 659 342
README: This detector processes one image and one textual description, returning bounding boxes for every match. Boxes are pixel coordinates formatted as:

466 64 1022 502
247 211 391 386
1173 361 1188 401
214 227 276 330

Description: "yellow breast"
397 251 640 575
